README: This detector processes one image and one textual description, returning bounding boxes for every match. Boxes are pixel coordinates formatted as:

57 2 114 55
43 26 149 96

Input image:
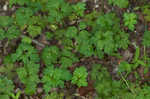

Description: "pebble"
24 96 28 99
3 2 8 11
123 50 133 62
82 0 87 2
3 4 7 11
37 88 43 93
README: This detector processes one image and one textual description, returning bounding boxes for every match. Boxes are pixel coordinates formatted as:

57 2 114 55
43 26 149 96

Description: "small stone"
24 96 28 99
29 96 33 99
82 0 87 2
123 50 133 61
3 2 8 11
95 5 99 8
68 21 76 25
37 88 43 93
3 5 7 11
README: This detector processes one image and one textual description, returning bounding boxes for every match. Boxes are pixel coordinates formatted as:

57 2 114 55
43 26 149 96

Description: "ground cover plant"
0 0 150 99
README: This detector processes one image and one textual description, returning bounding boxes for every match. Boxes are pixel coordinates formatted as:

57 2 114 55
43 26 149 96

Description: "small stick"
20 35 45 48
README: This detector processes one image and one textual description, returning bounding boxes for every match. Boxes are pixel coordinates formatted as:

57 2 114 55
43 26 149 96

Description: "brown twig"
20 35 45 48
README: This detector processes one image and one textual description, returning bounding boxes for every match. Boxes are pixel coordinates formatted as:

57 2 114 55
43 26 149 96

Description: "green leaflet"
79 21 87 30
28 25 42 38
41 46 60 66
42 66 72 93
15 7 33 29
60 49 78 68
91 13 129 56
22 36 32 44
123 13 137 31
17 62 40 95
76 30 94 57
66 26 77 38
108 0 129 8
11 43 40 64
142 31 150 47
72 2 86 17
0 26 20 40
71 66 88 87
0 16 21 41
118 61 132 73
0 16 13 27
0 29 5 40
46 0 72 23
11 43 40 95
0 76 14 96
7 26 21 40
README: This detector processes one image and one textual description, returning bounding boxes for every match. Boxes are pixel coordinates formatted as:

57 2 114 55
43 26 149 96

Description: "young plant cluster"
0 0 150 98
